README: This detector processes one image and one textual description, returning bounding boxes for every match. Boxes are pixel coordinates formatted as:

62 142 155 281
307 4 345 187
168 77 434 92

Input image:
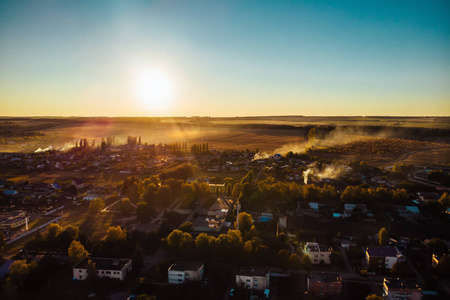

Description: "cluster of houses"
0 211 29 230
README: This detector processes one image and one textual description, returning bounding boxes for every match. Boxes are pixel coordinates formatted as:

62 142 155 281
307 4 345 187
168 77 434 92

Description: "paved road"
338 246 356 274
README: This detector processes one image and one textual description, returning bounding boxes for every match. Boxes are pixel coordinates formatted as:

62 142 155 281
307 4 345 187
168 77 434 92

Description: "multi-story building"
366 247 404 270
308 273 342 297
235 267 270 291
383 278 422 300
73 257 132 281
168 261 204 284
304 242 333 264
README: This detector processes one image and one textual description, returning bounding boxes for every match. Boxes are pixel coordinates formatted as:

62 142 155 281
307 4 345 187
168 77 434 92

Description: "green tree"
241 169 255 185
57 225 79 249
68 240 89 264
378 227 389 246
330 251 345 267
195 233 215 256
437 255 450 276
105 226 127 242
9 259 37 287
88 198 104 215
235 212 253 234
288 253 302 270
301 255 312 272
179 222 193 233
136 202 152 222
157 185 173 204
439 192 450 206
391 262 409 277
165 229 192 255
366 294 383 300
278 249 290 269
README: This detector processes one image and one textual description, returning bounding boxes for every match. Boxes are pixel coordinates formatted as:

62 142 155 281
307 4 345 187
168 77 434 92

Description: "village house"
304 242 333 264
235 267 270 291
366 247 405 270
168 261 204 284
307 273 342 297
73 257 132 281
383 278 422 300
208 197 233 218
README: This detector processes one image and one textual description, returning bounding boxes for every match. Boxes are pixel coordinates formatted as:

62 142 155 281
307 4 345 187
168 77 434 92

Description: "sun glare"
134 70 175 112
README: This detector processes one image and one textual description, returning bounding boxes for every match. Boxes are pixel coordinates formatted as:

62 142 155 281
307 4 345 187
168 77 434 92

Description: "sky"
0 0 449 117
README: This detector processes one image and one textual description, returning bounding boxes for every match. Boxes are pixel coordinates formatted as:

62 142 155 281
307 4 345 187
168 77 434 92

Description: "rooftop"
384 278 421 290
237 266 269 277
367 247 398 258
169 261 203 272
73 257 131 271
309 273 342 283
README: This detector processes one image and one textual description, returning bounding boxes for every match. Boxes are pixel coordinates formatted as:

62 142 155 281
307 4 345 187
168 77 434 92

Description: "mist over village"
0 1 449 300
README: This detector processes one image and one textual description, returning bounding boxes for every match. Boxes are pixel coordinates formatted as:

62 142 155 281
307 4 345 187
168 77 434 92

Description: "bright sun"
134 70 175 112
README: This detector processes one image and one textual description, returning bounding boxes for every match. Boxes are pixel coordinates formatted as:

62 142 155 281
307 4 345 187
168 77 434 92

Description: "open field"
1 116 449 167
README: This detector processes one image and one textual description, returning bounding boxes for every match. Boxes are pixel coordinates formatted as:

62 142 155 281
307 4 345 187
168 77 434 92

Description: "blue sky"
0 0 449 116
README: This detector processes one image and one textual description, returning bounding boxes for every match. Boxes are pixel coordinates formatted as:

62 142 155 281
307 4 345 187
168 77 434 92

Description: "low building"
366 247 404 270
73 257 132 281
193 215 225 233
208 183 225 193
304 242 332 264
344 204 368 217
308 273 342 297
0 211 28 229
394 205 422 221
168 261 204 284
208 197 233 218
383 278 422 300
236 267 270 291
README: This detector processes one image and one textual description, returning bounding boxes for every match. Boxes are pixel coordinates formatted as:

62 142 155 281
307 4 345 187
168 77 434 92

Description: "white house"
235 267 270 291
366 247 405 270
304 242 333 264
168 261 204 284
73 257 132 281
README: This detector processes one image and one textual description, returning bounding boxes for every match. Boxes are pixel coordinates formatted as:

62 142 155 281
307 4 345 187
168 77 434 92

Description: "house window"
106 271 111 274
79 270 82 272
79 275 82 279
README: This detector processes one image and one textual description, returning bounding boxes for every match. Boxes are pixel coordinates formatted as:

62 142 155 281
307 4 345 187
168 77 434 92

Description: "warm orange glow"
134 70 175 112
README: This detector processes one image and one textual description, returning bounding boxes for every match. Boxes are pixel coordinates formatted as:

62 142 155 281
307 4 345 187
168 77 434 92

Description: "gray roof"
237 266 269 277
367 247 398 257
169 261 203 272
73 257 131 271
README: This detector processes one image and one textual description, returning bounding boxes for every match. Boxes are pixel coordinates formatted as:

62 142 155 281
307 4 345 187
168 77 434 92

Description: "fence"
7 216 62 245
